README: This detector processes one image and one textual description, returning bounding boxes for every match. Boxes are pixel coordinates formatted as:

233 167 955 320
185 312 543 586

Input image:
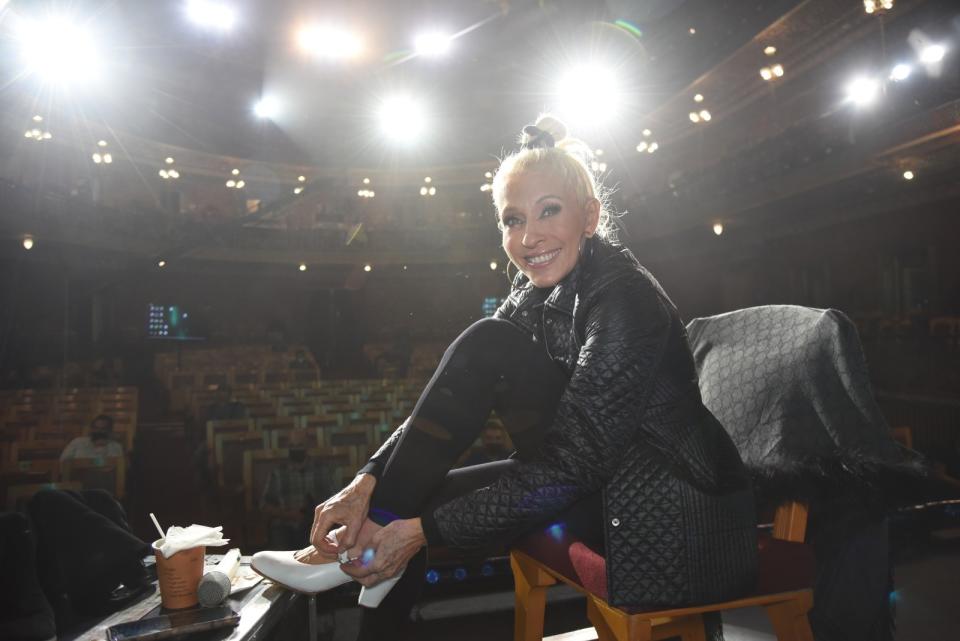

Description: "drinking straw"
149 512 166 540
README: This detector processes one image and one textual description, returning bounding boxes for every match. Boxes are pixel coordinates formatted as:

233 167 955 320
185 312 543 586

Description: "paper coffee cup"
152 539 205 610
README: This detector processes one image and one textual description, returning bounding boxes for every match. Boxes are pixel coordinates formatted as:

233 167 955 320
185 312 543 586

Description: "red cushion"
513 528 815 610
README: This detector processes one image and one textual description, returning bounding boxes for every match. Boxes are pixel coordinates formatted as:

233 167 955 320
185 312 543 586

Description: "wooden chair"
205 418 254 454
60 457 126 499
215 433 265 490
511 502 814 641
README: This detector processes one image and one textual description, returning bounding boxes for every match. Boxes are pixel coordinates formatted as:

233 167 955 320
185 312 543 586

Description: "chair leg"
586 595 652 641
511 552 557 641
764 593 814 641
651 615 706 641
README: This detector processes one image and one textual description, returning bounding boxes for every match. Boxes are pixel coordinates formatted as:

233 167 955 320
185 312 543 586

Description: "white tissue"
157 524 230 559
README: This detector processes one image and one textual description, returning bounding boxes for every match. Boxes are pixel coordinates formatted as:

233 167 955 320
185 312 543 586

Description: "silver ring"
337 550 350 564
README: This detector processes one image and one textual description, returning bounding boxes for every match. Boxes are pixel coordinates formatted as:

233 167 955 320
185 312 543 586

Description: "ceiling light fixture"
414 31 452 57
919 44 946 64
556 63 621 126
186 1 237 31
764 46 777 56
889 64 912 81
253 95 280 119
378 94 427 145
23 235 35 250
17 15 102 85
845 76 880 106
297 24 363 60
863 0 894 15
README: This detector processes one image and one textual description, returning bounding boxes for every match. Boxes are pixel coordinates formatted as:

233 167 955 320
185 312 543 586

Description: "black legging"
357 318 603 639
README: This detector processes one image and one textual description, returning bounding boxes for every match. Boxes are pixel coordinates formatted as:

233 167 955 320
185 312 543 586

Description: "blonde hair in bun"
493 113 616 241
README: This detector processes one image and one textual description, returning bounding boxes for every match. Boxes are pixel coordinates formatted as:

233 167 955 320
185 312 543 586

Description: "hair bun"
532 114 567 143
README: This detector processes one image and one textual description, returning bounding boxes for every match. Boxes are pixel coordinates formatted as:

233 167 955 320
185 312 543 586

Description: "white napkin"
158 524 230 559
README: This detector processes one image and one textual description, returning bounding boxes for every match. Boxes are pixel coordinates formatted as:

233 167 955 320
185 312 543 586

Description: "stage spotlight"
23 235 34 250
186 1 236 32
92 153 102 164
902 170 915 180
414 31 452 57
297 24 363 60
97 140 108 148
713 222 724 236
294 186 304 194
889 64 912 81
919 44 945 64
166 157 175 164
17 15 102 85
693 93 704 103
771 64 784 78
689 112 700 123
647 142 659 153
363 264 372 272
253 96 280 119
845 76 880 106
157 259 166 268
299 263 307 272
362 177 370 184
102 153 113 164
759 67 773 81
642 128 652 137
636 141 648 153
231 168 240 175
423 176 432 183
298 175 307 182
378 95 427 145
489 261 498 271
764 45 777 56
556 64 620 126
699 109 712 122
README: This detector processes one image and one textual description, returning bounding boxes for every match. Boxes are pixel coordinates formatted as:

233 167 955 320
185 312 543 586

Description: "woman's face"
499 169 599 288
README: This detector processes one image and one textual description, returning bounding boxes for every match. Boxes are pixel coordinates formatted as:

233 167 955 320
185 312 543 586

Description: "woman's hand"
309 473 377 555
341 518 426 587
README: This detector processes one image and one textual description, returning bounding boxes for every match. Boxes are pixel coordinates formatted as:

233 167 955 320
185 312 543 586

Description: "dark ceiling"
0 0 807 167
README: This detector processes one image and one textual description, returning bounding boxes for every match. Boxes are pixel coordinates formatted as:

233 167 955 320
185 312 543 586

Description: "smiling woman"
253 115 758 641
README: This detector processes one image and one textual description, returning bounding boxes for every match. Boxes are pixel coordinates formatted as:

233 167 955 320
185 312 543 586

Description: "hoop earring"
505 261 516 288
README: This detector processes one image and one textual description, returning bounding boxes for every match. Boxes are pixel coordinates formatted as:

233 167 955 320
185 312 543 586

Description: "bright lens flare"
253 96 280 119
919 44 945 64
845 77 880 106
297 24 363 59
17 16 102 85
186 1 237 31
414 31 452 56
889 64 911 81
378 95 427 145
557 64 621 126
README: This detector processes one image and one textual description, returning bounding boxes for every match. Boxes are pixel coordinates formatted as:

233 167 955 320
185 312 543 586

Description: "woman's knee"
443 318 528 371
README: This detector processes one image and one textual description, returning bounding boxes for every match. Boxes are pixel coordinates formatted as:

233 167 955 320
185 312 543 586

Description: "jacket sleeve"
424 278 672 551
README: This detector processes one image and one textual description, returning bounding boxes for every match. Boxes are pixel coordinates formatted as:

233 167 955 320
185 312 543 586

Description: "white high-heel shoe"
251 550 352 594
358 569 404 608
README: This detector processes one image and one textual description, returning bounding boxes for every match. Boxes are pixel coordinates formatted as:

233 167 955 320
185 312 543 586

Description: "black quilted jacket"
429 238 758 607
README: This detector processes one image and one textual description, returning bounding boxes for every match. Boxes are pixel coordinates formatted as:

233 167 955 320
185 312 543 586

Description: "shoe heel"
357 571 403 608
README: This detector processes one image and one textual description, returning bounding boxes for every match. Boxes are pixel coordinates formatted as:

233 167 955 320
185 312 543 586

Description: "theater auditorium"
1 1 958 640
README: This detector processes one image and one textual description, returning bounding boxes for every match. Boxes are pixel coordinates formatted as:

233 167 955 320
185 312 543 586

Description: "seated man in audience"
461 420 511 467
60 414 123 461
261 430 336 549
